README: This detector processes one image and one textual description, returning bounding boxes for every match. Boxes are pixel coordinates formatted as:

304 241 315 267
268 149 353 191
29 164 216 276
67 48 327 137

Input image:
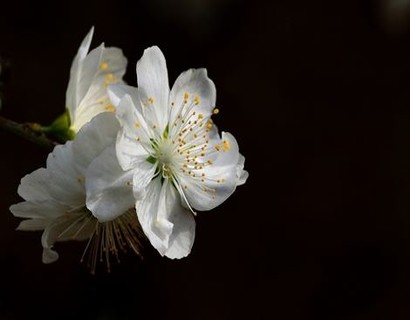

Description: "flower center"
151 133 177 179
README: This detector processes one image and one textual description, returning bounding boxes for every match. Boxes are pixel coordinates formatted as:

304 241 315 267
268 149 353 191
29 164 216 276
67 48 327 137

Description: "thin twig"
0 115 57 150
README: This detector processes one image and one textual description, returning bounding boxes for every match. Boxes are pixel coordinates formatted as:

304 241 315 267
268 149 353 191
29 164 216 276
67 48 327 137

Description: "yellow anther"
194 95 200 105
105 104 116 112
207 160 213 165
198 113 204 119
213 108 219 114
184 92 189 102
100 62 109 71
134 122 141 129
222 140 230 151
148 97 154 104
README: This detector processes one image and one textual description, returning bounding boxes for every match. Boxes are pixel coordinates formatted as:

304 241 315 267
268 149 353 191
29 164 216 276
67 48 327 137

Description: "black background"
2 0 410 319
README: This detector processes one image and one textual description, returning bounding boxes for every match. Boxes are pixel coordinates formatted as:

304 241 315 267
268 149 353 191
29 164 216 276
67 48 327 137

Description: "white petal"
71 47 128 132
17 168 53 202
136 178 173 256
86 145 135 222
131 160 157 200
10 200 68 220
115 94 152 146
16 218 50 231
169 68 216 136
177 132 241 211
108 83 139 107
163 186 195 259
236 154 249 186
45 143 85 207
116 129 151 171
41 212 94 264
66 27 94 120
65 27 127 133
136 178 195 258
71 112 119 169
137 46 170 130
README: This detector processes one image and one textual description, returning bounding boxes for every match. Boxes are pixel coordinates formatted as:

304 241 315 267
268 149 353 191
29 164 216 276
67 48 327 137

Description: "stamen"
80 209 143 275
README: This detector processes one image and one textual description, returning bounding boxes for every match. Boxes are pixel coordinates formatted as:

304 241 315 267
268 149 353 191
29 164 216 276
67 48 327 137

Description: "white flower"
65 27 127 133
9 113 140 273
89 46 248 259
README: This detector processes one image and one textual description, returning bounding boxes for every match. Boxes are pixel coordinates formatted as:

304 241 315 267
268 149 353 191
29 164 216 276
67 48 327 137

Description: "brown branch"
0 116 57 150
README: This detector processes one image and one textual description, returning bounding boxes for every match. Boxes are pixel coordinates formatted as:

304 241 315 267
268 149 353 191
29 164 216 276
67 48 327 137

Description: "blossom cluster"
9 27 248 272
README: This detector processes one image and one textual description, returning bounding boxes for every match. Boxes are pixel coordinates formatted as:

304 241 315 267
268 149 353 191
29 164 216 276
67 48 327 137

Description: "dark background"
2 0 410 319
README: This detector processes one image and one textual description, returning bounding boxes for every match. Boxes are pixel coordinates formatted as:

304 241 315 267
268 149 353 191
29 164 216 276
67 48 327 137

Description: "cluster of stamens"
57 208 143 274
143 92 230 200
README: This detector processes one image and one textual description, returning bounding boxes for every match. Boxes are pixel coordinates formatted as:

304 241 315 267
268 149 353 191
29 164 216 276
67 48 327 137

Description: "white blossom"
88 46 248 258
9 113 140 273
65 27 127 133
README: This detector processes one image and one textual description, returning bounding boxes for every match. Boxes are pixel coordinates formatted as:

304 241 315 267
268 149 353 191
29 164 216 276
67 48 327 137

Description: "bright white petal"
169 68 216 136
131 160 157 200
45 143 85 207
136 178 173 256
162 183 195 259
66 26 94 120
136 178 195 258
115 94 152 146
176 132 241 211
108 83 139 107
86 145 135 222
71 47 128 132
137 46 170 130
236 154 249 186
71 112 119 169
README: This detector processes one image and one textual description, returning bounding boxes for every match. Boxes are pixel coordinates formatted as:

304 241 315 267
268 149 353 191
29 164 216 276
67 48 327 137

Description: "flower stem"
0 115 57 150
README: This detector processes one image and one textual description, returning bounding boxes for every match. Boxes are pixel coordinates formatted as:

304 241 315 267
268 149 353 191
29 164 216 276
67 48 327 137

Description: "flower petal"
66 26 94 119
176 132 242 211
163 190 195 259
65 27 127 132
136 178 173 256
16 218 50 231
71 47 127 132
44 143 85 207
137 46 170 131
169 68 216 137
131 160 157 200
236 154 249 186
16 168 54 202
86 145 135 222
108 83 139 108
41 212 94 263
136 178 195 258
71 112 119 169
10 200 68 220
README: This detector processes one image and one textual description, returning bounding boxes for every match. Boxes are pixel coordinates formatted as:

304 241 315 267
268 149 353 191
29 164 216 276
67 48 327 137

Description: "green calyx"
38 109 75 142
